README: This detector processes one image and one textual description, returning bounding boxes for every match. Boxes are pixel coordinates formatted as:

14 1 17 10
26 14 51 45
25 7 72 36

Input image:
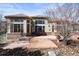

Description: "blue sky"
0 3 61 16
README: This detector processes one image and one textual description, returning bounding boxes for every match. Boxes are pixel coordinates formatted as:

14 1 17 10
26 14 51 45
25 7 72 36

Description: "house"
5 14 59 39
5 14 79 39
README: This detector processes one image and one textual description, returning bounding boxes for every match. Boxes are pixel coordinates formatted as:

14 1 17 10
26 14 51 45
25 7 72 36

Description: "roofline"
4 15 48 19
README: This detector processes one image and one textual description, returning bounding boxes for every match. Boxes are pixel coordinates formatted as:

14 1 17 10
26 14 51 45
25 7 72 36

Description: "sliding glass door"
35 26 45 32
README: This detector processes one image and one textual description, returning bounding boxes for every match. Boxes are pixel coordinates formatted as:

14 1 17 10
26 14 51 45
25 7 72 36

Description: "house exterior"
5 14 79 39
5 14 58 39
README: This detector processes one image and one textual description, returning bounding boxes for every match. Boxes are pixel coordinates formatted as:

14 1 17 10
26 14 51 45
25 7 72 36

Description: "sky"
0 3 61 16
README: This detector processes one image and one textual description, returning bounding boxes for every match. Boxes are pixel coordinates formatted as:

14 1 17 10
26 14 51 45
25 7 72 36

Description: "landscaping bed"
1 41 79 56
0 47 44 56
53 41 79 56
0 35 79 56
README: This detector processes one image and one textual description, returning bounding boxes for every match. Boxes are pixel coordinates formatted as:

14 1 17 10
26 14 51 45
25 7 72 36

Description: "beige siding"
45 20 52 32
45 20 57 32
7 19 11 33
23 20 27 33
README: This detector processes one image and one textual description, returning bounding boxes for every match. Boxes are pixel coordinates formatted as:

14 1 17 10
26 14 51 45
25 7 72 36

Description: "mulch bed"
0 40 79 56
0 47 44 56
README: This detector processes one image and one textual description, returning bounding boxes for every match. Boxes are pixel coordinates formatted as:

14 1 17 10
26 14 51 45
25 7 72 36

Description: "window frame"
11 19 23 22
35 19 45 24
11 24 23 33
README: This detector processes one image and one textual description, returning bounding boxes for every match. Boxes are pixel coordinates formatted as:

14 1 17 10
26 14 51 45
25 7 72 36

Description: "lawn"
0 34 6 41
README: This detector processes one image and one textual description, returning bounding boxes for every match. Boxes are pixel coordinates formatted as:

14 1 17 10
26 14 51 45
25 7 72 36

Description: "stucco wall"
45 20 53 32
23 19 27 33
7 19 11 34
45 20 57 33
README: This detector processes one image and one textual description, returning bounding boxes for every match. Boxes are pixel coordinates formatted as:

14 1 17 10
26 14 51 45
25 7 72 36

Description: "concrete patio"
2 35 58 49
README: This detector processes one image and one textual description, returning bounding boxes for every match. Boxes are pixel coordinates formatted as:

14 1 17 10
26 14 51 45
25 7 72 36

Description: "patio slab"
2 36 58 49
27 39 58 49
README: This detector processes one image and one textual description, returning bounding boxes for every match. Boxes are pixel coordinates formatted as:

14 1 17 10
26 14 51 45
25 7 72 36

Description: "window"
27 24 30 33
35 26 45 32
27 20 30 23
11 24 23 32
11 19 23 22
43 26 45 32
35 20 45 24
52 25 54 32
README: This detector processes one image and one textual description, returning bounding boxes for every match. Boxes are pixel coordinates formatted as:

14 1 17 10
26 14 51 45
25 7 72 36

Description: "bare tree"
44 3 79 45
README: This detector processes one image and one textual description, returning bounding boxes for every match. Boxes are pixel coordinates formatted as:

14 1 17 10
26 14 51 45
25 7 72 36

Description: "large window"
10 18 24 33
35 26 45 32
11 24 23 32
35 20 45 24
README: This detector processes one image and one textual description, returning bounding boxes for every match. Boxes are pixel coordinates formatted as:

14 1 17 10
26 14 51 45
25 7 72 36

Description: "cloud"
0 3 41 15
0 3 60 16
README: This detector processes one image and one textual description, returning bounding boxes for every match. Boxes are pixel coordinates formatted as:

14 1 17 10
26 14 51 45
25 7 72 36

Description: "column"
7 19 11 34
29 20 32 33
54 23 57 32
33 20 35 32
23 20 27 33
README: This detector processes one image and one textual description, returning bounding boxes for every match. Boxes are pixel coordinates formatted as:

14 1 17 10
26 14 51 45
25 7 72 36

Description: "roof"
4 14 29 19
48 20 63 24
4 14 48 19
48 18 70 24
30 16 48 19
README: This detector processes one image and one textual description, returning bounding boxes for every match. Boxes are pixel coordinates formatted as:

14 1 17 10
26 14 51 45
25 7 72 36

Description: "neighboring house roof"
48 18 71 24
48 20 63 24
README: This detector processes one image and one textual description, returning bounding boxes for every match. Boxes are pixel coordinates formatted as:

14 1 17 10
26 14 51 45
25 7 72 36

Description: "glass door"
13 24 23 32
35 26 45 32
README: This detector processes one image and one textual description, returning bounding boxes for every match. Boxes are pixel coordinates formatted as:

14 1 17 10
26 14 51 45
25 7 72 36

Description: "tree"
44 3 79 45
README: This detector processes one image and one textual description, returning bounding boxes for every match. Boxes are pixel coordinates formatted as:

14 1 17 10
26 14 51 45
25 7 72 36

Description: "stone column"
23 20 27 33
7 19 11 34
